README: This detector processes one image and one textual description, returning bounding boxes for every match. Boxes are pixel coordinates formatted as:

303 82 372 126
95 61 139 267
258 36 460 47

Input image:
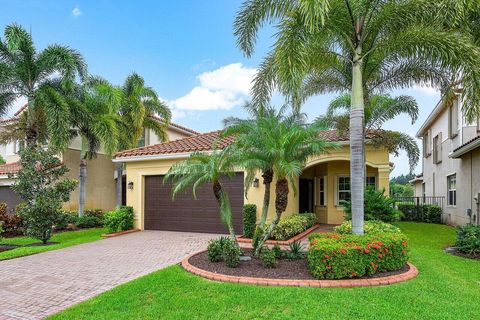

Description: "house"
414 92 480 226
0 107 198 212
113 130 391 234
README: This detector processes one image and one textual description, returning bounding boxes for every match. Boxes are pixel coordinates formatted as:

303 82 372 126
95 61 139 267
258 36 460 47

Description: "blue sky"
0 1 441 176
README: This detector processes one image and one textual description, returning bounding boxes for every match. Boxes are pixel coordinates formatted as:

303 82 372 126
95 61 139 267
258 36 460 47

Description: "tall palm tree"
234 0 480 234
318 93 420 171
222 103 305 231
0 23 86 149
164 150 238 242
115 73 171 207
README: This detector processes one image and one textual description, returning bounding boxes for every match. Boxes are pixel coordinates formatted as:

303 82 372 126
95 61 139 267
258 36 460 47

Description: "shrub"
0 221 4 240
243 204 257 238
398 204 442 223
76 216 102 229
84 208 104 219
455 224 480 256
0 203 23 236
342 188 402 222
207 236 229 262
308 232 409 279
260 247 277 268
54 211 76 231
272 244 282 258
103 206 134 233
334 220 401 235
222 237 241 268
287 240 305 260
269 213 316 240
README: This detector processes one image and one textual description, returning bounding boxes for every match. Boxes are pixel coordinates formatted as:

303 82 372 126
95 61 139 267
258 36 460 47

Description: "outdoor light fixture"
253 178 260 188
128 181 134 190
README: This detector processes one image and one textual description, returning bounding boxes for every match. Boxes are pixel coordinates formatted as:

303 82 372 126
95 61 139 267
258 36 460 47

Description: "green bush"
0 203 23 236
84 208 104 219
308 232 409 279
0 221 4 240
272 244 282 258
221 237 241 268
103 206 134 233
269 213 317 240
334 220 401 235
76 216 102 229
54 211 76 230
342 188 402 222
260 247 277 268
398 204 442 223
287 240 305 260
455 224 480 256
243 204 257 238
207 236 229 262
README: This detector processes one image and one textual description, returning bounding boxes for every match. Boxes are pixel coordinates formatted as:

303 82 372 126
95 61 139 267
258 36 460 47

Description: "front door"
299 179 314 213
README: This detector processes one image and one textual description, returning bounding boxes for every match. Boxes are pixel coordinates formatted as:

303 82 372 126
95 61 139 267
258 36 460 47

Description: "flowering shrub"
308 232 408 279
269 213 316 240
334 220 401 235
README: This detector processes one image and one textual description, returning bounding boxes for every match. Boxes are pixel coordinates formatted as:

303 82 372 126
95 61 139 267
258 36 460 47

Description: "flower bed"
308 232 408 279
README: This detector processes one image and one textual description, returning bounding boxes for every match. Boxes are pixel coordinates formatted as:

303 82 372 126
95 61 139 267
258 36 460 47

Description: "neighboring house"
414 92 480 226
113 130 391 234
0 107 198 212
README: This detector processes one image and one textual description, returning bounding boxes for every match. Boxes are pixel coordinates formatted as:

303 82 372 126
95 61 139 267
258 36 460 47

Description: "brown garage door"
144 173 244 234
0 186 22 212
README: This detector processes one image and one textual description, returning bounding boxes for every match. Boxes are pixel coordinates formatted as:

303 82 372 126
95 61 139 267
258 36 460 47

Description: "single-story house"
113 130 391 234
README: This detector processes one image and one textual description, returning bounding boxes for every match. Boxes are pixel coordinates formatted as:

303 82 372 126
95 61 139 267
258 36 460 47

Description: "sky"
0 0 441 176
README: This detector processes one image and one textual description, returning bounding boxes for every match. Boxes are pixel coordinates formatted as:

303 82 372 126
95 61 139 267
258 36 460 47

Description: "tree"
0 23 86 149
234 0 480 234
391 173 416 185
115 73 171 208
222 103 305 231
164 150 239 242
318 93 420 171
11 147 77 244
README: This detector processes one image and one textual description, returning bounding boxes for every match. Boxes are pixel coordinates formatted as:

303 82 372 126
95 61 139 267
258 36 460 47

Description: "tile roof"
114 129 380 159
452 135 480 153
0 162 22 175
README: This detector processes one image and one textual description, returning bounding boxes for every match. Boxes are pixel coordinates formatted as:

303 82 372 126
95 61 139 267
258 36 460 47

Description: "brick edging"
101 229 140 238
182 250 418 288
237 224 321 246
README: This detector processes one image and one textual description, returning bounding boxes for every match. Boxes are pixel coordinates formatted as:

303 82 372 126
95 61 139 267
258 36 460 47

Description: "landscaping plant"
269 213 317 241
272 244 282 259
103 206 134 233
260 246 277 268
11 147 77 244
287 241 305 260
0 203 23 236
221 237 242 268
242 204 257 238
455 224 480 256
342 188 402 223
207 237 229 262
398 204 442 223
335 221 401 235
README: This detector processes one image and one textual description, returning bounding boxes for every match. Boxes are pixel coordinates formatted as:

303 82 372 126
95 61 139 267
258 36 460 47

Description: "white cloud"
72 5 82 17
171 63 257 111
412 85 439 96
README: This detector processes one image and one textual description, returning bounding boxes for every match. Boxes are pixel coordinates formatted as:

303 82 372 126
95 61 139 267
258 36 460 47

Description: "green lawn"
0 228 106 260
49 223 479 320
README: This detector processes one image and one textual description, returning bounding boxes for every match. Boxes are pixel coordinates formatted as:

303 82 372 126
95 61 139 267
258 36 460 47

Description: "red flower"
326 265 332 270
324 255 330 259
364 249 370 254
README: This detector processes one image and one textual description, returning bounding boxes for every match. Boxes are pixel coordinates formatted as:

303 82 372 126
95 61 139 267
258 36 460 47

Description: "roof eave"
449 138 480 159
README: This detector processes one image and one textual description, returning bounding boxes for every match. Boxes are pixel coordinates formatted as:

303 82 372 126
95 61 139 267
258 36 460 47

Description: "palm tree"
222 103 305 231
318 93 420 171
0 23 86 149
164 150 238 242
115 73 171 207
234 0 480 234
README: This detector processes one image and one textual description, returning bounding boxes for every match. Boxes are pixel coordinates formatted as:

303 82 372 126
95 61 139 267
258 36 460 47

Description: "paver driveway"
0 230 218 320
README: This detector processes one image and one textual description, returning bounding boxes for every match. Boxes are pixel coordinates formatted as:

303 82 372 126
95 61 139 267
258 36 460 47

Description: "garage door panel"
144 173 244 234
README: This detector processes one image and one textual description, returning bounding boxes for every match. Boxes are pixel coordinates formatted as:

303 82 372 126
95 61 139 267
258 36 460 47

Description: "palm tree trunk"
115 162 123 208
78 159 86 217
254 178 289 256
258 169 273 229
350 48 365 235
213 181 237 243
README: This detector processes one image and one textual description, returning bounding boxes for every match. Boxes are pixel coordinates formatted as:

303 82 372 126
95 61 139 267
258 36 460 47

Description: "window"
337 176 351 204
448 100 459 138
423 130 431 158
137 130 146 147
319 177 326 206
433 133 442 164
447 174 456 206
366 176 376 189
421 182 426 198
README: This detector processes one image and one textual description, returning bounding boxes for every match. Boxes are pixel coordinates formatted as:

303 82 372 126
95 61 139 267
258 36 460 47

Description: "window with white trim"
319 177 326 206
447 174 456 206
337 176 350 204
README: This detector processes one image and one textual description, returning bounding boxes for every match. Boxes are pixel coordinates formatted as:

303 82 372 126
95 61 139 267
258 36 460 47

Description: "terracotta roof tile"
0 162 22 175
114 129 381 159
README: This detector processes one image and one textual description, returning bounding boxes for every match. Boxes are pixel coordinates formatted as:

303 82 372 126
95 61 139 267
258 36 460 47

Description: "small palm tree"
164 150 238 242
0 23 86 149
115 73 171 207
318 93 420 171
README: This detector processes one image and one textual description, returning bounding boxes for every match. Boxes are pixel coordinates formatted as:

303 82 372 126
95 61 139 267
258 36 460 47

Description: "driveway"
0 231 218 320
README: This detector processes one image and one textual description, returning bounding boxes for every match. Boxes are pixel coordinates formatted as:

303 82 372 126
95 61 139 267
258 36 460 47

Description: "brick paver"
0 231 218 320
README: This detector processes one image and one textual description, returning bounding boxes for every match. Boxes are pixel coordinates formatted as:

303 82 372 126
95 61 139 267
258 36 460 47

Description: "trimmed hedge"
308 232 409 279
455 224 480 256
56 209 104 230
335 220 401 235
242 204 256 238
103 206 134 233
269 213 317 241
398 204 442 223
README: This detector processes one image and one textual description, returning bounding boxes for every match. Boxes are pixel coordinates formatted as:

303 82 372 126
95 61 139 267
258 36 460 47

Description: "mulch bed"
445 247 480 260
189 249 409 280
26 242 59 247
0 244 20 253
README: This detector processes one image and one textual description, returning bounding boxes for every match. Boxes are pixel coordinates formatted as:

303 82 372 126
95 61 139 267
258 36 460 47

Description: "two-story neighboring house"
0 106 198 212
413 92 480 226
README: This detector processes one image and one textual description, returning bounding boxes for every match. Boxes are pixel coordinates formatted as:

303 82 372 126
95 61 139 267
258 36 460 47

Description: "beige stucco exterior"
124 144 390 229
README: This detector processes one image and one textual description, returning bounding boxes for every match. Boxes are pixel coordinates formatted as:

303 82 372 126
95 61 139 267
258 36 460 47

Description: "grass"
0 228 106 260
49 222 479 320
